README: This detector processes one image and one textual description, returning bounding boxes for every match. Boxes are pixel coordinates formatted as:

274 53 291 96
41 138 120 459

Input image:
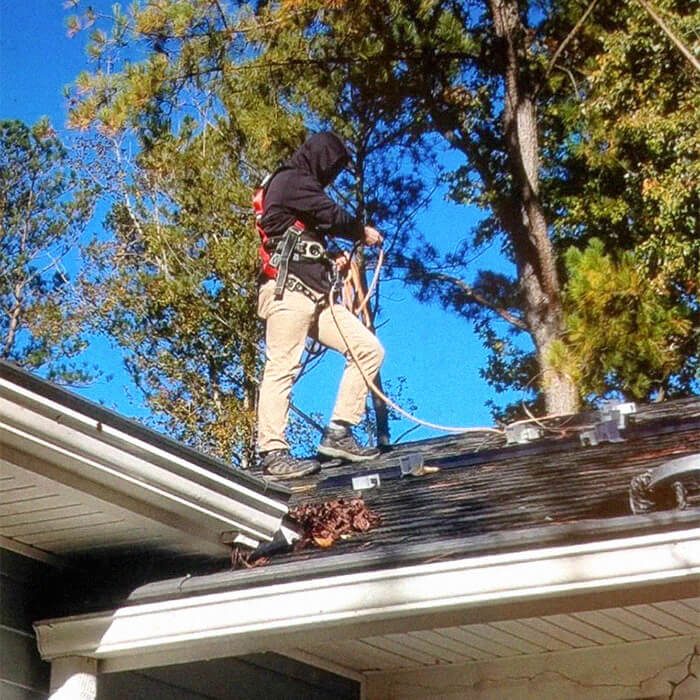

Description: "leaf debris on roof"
289 498 381 550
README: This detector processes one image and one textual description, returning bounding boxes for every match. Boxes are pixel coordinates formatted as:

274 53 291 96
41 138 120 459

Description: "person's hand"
363 225 383 247
333 250 351 275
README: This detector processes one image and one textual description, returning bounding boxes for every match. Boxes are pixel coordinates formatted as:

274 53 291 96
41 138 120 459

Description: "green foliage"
62 0 699 446
84 123 267 465
557 239 695 400
545 0 700 402
550 0 699 279
0 119 97 383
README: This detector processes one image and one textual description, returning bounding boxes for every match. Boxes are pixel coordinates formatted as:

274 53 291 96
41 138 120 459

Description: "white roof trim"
0 377 287 550
34 527 700 671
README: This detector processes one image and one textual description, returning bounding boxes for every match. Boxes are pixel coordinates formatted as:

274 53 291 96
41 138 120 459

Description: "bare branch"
542 0 600 85
212 0 229 31
555 64 581 96
636 0 700 74
426 270 528 331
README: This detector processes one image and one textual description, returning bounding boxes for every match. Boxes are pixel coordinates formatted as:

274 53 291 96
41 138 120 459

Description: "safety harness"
253 174 329 301
254 177 507 439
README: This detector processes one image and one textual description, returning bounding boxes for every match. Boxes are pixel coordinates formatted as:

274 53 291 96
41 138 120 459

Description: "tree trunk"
489 0 579 415
372 371 391 447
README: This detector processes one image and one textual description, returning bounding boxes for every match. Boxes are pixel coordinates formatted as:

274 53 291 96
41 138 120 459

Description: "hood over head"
286 132 351 187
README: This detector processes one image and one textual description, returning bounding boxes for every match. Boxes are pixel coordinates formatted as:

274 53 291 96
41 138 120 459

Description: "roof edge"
0 360 289 499
34 526 700 670
0 361 289 548
124 507 700 605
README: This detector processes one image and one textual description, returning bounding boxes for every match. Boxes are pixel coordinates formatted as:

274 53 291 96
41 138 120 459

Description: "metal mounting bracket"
580 401 637 446
599 401 637 429
399 453 426 476
505 423 544 445
580 419 624 446
352 474 381 491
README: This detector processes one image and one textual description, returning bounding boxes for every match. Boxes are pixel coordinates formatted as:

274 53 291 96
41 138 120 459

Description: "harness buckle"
302 241 325 260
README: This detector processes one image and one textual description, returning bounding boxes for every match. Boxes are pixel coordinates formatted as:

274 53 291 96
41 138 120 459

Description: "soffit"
292 597 700 674
0 455 226 558
0 361 290 563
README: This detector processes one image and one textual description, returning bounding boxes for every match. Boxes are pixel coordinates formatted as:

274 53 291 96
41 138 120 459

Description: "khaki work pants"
256 279 384 453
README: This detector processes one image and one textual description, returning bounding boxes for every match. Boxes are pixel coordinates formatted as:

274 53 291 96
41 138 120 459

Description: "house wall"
364 636 700 700
99 653 360 700
1 546 359 700
0 548 51 700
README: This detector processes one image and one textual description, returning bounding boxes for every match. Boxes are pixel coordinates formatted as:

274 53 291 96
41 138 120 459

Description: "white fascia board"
34 527 700 670
0 380 287 545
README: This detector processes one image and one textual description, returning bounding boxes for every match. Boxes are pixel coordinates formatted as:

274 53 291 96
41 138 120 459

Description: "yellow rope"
333 246 582 438
332 248 503 436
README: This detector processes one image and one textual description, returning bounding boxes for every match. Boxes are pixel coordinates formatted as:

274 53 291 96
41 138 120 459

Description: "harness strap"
272 226 303 299
266 237 327 262
285 275 328 307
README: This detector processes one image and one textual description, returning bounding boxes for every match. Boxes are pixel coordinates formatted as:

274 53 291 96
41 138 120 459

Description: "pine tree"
547 0 699 400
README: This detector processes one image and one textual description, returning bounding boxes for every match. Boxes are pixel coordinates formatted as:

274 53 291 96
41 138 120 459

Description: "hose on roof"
331 244 502 436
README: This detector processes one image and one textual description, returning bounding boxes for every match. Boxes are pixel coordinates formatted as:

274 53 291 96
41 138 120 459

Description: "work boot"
260 450 321 480
317 425 380 463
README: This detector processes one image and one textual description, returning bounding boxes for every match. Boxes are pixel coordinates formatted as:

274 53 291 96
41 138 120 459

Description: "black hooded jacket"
260 133 364 293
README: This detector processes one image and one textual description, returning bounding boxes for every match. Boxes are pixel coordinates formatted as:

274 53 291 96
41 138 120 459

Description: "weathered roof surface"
284 396 700 548
120 395 700 605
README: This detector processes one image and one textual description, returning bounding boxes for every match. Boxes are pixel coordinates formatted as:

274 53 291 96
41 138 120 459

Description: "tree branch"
555 64 581 97
212 0 228 30
541 0 600 86
636 0 700 74
2 296 22 358
427 270 529 331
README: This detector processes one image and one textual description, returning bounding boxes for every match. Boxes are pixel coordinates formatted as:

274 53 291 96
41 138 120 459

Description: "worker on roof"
255 132 384 480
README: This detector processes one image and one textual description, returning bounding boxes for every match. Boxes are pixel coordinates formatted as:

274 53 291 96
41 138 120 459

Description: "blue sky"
0 1 520 442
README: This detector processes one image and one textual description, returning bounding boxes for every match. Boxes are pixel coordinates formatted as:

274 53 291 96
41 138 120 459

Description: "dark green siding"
100 654 360 700
0 548 51 699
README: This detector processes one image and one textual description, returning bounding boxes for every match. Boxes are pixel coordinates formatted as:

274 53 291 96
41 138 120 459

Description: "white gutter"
34 527 700 671
0 377 288 549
